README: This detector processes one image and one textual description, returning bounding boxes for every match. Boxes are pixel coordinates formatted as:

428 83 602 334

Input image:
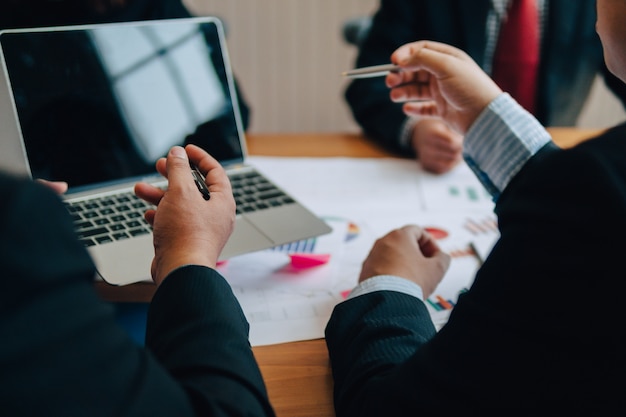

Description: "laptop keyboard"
230 170 295 215
66 191 153 247
66 170 295 247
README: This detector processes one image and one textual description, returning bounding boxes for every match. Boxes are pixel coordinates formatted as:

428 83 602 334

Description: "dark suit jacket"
345 0 626 155
0 174 275 416
325 124 626 415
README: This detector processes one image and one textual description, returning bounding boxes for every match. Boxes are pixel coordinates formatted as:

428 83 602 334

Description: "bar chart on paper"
427 288 468 312
269 217 362 254
270 238 318 253
426 255 477 329
414 214 499 329
448 184 490 203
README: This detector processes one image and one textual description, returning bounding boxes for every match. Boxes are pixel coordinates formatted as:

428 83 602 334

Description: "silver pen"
341 63 401 79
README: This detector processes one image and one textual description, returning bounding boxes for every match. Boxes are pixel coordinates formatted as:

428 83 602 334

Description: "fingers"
400 225 441 254
155 158 167 178
185 144 232 195
158 145 229 202
143 210 155 226
389 75 434 103
185 143 219 171
135 145 231 208
387 40 502 134
359 224 451 286
391 40 472 77
401 224 451 273
134 182 164 206
410 119 463 173
36 179 68 195
403 101 439 118
407 225 452 284
135 146 198 207
418 149 462 174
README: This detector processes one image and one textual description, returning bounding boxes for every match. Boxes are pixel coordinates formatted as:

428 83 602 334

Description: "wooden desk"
95 128 602 417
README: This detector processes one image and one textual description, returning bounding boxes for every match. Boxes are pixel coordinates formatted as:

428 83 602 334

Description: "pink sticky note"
340 290 352 299
289 253 331 269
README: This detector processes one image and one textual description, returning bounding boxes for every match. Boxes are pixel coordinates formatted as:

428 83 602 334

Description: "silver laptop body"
0 17 331 285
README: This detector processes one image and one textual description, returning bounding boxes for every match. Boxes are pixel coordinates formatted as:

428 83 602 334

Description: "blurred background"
185 0 626 134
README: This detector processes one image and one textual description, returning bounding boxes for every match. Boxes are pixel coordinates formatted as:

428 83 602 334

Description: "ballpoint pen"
341 63 401 79
190 162 211 200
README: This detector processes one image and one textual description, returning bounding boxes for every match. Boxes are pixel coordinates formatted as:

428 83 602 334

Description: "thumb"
416 227 452 270
433 248 452 273
165 146 192 190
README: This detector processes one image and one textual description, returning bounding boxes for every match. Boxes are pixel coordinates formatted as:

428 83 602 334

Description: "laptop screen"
0 18 245 190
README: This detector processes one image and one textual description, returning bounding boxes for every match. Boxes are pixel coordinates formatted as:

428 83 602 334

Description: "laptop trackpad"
221 216 274 259
245 205 331 243
89 234 154 286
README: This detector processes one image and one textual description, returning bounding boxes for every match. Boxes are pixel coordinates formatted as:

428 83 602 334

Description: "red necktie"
491 0 540 114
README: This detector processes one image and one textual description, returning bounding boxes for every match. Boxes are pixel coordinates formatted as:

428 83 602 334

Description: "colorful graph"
448 246 475 259
268 217 361 254
270 238 317 253
345 222 361 242
319 216 362 243
424 226 449 240
427 288 468 311
464 216 498 235
448 185 490 202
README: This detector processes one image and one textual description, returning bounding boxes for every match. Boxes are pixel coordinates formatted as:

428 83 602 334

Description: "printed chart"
220 157 500 345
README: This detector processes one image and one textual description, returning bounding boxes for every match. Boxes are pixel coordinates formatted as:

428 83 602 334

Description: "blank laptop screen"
0 18 244 191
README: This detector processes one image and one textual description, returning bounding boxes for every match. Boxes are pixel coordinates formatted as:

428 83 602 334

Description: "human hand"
134 144 236 286
387 41 502 134
411 118 463 174
36 179 68 194
359 225 450 299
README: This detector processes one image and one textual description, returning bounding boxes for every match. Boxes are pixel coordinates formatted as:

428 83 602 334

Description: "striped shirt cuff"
463 93 552 199
345 275 424 301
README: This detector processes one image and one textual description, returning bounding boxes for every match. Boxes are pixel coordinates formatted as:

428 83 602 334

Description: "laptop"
0 17 331 286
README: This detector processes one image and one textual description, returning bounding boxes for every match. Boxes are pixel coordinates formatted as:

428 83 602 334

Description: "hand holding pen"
134 145 236 284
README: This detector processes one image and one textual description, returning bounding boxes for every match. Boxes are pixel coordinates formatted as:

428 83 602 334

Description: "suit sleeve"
344 0 429 155
145 266 275 416
325 132 626 415
0 175 274 417
325 291 437 416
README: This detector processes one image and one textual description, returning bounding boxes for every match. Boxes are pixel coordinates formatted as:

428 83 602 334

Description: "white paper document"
221 156 498 346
